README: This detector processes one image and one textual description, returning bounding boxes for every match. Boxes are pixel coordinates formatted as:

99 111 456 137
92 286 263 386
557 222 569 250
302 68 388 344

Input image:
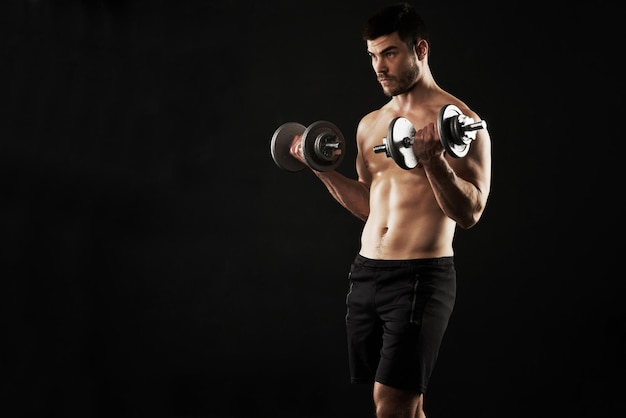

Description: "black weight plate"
302 121 345 171
270 122 307 172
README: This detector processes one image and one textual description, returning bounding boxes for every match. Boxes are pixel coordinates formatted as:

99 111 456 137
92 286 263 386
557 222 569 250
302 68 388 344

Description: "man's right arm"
312 169 370 221
288 117 372 221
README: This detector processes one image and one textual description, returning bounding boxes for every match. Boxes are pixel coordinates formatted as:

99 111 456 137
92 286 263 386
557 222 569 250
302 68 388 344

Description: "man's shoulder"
361 102 393 123
435 90 475 116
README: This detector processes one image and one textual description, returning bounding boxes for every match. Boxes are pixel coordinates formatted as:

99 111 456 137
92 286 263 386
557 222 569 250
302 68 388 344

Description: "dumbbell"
373 104 487 170
270 121 345 172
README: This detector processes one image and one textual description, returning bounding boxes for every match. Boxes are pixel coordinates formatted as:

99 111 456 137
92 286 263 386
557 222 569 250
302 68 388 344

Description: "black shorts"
345 254 456 393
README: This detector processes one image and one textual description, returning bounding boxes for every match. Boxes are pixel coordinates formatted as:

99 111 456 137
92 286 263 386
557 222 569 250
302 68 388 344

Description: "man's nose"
373 59 387 74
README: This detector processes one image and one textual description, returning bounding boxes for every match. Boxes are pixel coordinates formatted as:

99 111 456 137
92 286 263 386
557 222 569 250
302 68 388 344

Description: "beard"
380 57 420 97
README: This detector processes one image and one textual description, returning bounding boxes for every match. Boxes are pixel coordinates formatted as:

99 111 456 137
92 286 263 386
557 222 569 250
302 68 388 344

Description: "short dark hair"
362 2 429 51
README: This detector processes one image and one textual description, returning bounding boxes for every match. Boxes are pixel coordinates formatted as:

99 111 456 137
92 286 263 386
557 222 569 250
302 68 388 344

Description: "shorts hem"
375 378 425 394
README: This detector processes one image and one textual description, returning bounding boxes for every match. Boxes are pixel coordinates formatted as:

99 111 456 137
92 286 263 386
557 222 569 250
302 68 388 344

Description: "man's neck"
390 76 438 113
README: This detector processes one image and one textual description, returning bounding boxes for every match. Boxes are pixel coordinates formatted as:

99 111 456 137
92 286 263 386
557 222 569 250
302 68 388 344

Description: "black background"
2 1 624 417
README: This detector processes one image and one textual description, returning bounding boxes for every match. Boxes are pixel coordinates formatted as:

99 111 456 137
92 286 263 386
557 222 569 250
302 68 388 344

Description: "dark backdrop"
2 1 623 417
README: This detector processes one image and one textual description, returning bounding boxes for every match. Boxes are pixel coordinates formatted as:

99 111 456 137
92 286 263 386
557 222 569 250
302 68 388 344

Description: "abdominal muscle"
359 171 457 260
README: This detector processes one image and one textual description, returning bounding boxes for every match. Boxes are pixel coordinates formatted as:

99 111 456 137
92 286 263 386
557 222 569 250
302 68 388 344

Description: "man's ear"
415 39 428 59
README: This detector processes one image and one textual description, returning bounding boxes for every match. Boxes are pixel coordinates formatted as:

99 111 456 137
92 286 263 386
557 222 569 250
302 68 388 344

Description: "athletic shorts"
345 254 456 393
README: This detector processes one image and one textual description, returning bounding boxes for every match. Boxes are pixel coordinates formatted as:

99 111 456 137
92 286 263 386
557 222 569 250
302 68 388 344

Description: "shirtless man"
289 3 491 417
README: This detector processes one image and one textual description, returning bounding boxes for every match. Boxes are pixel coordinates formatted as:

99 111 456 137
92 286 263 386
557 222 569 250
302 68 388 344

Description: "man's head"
363 3 430 97
362 2 429 56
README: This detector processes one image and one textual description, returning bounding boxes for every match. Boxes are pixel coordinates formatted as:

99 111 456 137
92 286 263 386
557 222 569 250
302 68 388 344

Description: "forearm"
422 157 486 229
313 170 370 221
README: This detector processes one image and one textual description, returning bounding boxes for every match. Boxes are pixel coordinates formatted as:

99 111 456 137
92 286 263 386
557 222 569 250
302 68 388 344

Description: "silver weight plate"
387 117 418 170
438 104 470 158
270 122 307 172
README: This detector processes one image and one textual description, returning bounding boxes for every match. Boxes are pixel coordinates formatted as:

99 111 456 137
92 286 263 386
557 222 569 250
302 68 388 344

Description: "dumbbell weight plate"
270 122 307 172
438 104 469 158
302 121 345 172
387 117 418 170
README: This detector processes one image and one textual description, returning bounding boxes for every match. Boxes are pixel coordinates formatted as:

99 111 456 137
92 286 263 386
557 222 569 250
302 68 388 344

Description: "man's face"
366 32 419 97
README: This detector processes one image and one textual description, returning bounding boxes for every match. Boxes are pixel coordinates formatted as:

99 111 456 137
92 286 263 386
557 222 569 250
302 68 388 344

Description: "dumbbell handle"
373 136 413 154
463 120 487 132
323 141 342 150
